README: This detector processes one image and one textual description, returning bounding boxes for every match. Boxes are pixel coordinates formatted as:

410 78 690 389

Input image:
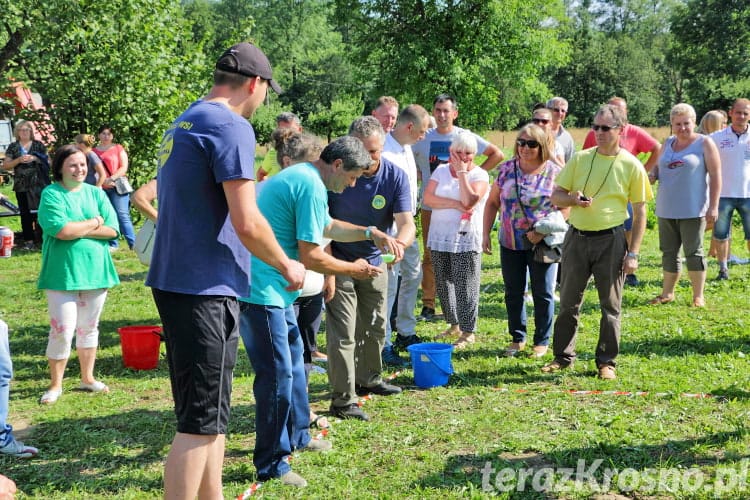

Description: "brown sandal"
437 326 461 339
648 295 674 305
453 332 476 349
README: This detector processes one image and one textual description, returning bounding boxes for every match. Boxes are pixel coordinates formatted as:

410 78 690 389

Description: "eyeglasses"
517 139 540 149
592 124 619 132
532 118 550 125
551 107 567 114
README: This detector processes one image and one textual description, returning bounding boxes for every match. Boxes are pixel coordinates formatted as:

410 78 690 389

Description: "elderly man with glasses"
542 104 653 380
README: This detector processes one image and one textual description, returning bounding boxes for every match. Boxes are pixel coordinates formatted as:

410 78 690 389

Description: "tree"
333 0 570 132
550 0 678 126
670 0 750 114
3 0 206 186
249 0 359 130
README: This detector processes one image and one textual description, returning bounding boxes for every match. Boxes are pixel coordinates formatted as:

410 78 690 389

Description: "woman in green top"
37 145 120 404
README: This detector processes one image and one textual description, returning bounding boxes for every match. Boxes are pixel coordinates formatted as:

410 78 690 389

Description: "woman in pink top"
93 124 135 249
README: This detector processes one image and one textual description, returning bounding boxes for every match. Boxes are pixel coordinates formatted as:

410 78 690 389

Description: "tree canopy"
1 0 748 182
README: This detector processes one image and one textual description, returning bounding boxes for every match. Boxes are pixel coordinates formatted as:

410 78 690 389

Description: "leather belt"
571 225 623 237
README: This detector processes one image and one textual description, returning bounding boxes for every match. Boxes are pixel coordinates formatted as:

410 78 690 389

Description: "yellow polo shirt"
556 147 653 231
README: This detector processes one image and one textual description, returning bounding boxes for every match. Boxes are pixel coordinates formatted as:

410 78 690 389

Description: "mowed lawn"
1 155 750 498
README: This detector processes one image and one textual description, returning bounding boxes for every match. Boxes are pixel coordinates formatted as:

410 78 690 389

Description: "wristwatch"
626 252 639 259
364 226 375 240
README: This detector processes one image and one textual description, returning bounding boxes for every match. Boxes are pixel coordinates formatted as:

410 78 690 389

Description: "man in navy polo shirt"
326 116 415 421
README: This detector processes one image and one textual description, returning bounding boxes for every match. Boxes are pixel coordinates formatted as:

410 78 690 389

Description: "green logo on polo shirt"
372 195 386 210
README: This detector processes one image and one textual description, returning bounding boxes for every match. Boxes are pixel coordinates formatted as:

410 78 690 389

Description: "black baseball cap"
215 42 283 94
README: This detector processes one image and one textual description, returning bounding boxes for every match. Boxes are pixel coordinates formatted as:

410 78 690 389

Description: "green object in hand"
382 253 395 263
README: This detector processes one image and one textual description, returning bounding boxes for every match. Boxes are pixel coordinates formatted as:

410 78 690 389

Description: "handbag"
533 240 562 264
514 161 561 264
134 219 156 265
114 176 134 195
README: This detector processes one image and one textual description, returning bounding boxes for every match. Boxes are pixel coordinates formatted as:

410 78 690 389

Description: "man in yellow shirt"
543 104 653 380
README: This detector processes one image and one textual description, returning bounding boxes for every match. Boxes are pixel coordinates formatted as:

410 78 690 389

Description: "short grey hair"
546 96 568 109
320 136 371 172
595 104 627 129
450 132 478 154
348 115 385 142
276 112 300 125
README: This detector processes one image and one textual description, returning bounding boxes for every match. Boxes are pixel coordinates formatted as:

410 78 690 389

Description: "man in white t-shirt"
381 104 431 365
412 94 504 321
711 98 750 280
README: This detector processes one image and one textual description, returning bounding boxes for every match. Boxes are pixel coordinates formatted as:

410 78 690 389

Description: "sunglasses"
551 107 567 113
592 124 619 132
517 139 540 149
532 118 550 125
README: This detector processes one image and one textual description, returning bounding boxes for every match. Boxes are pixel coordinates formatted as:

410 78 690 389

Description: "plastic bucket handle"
421 351 454 377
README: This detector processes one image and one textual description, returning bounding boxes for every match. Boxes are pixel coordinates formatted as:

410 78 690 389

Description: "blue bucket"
407 342 454 388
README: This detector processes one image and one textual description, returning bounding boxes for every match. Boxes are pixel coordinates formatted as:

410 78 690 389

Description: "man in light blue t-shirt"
239 136 401 488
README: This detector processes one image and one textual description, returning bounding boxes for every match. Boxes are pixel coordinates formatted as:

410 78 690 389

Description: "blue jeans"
713 197 750 241
105 189 135 248
239 303 310 480
0 320 13 447
500 246 556 346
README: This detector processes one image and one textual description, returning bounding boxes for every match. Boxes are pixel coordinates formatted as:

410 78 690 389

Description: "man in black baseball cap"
215 42 283 94
149 40 304 498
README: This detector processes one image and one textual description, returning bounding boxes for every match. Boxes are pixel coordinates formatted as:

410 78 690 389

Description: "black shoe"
417 307 442 322
355 382 402 397
624 274 640 286
717 269 729 280
393 333 422 353
381 346 410 367
330 403 369 421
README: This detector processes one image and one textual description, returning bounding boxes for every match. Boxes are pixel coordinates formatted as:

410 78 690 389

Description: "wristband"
626 252 639 259
364 226 375 240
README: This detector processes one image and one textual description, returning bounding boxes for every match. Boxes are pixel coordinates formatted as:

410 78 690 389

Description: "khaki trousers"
326 262 388 407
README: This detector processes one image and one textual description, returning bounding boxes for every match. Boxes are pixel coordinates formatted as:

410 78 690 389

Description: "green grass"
2 182 750 498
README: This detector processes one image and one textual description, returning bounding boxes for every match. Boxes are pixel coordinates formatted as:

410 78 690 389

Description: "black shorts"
152 288 239 435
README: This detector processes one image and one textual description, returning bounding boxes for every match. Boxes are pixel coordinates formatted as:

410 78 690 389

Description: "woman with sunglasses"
483 124 567 358
531 108 565 166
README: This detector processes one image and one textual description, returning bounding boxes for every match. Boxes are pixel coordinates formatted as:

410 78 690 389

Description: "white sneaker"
0 438 39 458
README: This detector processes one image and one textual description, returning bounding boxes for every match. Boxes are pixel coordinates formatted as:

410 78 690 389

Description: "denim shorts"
152 289 239 435
712 197 750 241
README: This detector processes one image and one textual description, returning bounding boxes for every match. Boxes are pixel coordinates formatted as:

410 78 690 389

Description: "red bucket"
117 326 162 370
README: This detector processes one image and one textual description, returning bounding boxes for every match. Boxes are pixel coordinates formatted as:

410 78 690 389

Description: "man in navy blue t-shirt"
146 43 305 496
326 116 415 421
